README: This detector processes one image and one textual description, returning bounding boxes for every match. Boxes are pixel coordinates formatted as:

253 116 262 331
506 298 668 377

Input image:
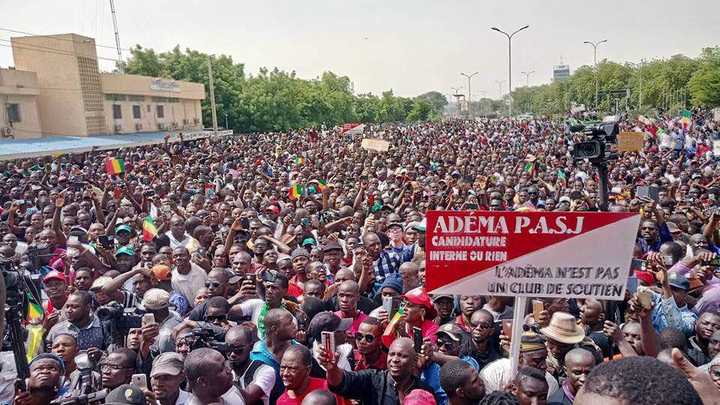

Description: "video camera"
569 120 620 162
96 301 144 331
51 352 106 405
187 326 227 354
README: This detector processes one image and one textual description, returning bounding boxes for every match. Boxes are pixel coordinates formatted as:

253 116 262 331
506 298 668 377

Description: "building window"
6 103 21 123
147 105 151 112
112 104 122 120
132 105 141 119
105 94 127 102
157 105 165 119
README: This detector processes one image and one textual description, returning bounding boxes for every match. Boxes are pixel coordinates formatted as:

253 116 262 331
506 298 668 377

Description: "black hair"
439 359 472 398
284 344 312 367
206 296 229 311
301 296 326 323
478 391 520 405
69 290 92 306
515 366 546 386
582 356 702 405
110 347 138 370
659 327 688 352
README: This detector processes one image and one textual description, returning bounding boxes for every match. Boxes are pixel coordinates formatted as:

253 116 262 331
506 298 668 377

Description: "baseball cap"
321 241 343 253
90 276 113 292
43 270 66 284
437 323 464 342
141 288 170 311
150 352 184 378
150 264 172 282
309 311 352 332
668 273 690 291
105 384 146 405
115 245 135 257
431 294 454 303
115 224 132 234
403 389 437 405
559 196 572 204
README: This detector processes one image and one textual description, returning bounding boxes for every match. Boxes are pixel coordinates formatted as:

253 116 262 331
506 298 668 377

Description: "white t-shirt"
171 262 208 305
233 362 276 405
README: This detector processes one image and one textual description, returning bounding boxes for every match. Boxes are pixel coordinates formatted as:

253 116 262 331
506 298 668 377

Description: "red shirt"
334 310 368 338
277 378 349 405
353 349 387 371
287 282 304 298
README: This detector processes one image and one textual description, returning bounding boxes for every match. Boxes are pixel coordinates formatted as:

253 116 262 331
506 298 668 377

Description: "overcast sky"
1 0 718 99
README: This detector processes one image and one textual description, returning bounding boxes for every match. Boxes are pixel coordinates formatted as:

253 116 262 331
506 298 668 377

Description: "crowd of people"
0 109 720 405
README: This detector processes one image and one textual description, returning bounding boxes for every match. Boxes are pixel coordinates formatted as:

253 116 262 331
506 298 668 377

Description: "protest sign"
617 132 644 152
714 140 720 157
425 210 640 300
361 138 390 152
342 123 365 135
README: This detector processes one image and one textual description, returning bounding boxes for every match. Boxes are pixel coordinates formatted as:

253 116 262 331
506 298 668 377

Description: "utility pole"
451 86 462 117
491 25 529 117
207 56 219 136
584 39 607 108
521 70 535 87
109 0 123 71
461 72 479 117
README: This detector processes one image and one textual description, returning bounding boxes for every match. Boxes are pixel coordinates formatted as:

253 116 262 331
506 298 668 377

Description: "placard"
361 138 390 152
425 211 640 300
617 132 644 152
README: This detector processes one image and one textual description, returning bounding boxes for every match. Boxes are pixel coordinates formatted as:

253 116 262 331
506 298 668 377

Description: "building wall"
101 73 204 134
0 68 42 139
11 34 101 136
8 33 205 138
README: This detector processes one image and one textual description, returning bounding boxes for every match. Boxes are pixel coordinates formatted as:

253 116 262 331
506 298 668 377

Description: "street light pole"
521 70 535 87
451 86 462 117
224 112 228 130
584 39 607 108
460 72 479 117
491 25 529 117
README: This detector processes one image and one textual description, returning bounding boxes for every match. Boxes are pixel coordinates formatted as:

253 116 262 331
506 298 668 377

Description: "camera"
96 301 144 330
569 121 619 161
187 326 227 354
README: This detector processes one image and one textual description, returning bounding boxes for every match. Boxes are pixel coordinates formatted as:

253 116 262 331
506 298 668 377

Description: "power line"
0 40 121 62
0 27 130 51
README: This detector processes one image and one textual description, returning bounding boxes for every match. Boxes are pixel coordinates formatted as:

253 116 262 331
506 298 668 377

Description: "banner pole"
509 296 527 376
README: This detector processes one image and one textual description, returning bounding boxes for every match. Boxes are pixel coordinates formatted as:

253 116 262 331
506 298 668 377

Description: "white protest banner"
617 132 644 152
714 140 720 157
425 210 640 300
361 138 390 152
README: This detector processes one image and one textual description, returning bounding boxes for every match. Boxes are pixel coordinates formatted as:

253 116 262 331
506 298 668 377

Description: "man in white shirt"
171 247 207 306
166 215 200 254
185 348 245 405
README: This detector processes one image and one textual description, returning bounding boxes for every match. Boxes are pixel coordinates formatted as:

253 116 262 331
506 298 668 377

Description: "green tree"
689 47 720 107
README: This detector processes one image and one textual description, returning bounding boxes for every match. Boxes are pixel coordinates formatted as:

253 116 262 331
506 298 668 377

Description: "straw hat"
539 312 585 344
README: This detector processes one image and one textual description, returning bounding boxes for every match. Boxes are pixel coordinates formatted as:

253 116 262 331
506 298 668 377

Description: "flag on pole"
294 156 305 165
680 110 692 129
523 162 536 177
105 158 125 175
143 216 158 241
288 184 304 200
26 292 44 323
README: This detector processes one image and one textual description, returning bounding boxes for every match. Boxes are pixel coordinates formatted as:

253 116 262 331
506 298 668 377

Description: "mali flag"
105 158 125 175
294 156 305 165
288 184 304 200
523 162 536 177
143 216 159 241
26 292 44 323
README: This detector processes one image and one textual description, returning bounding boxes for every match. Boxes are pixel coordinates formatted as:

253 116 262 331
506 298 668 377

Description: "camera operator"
46 291 110 351
14 353 65 405
100 348 137 391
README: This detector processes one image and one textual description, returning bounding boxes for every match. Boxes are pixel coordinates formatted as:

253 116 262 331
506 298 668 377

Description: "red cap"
635 270 655 285
43 270 66 284
404 287 437 320
403 389 437 405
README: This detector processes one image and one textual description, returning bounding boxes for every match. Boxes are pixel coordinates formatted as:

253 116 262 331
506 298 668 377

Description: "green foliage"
689 47 720 107
120 46 446 132
504 47 720 115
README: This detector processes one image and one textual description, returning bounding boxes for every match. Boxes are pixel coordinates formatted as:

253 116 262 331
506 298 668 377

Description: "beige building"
0 68 43 139
8 33 204 138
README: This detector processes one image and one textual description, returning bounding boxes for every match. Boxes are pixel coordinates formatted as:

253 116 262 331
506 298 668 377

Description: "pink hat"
403 389 437 405
43 270 66 284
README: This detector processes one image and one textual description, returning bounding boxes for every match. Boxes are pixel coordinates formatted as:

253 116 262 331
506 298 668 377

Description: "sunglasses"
355 334 376 343
437 339 457 348
206 315 227 322
205 281 222 288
